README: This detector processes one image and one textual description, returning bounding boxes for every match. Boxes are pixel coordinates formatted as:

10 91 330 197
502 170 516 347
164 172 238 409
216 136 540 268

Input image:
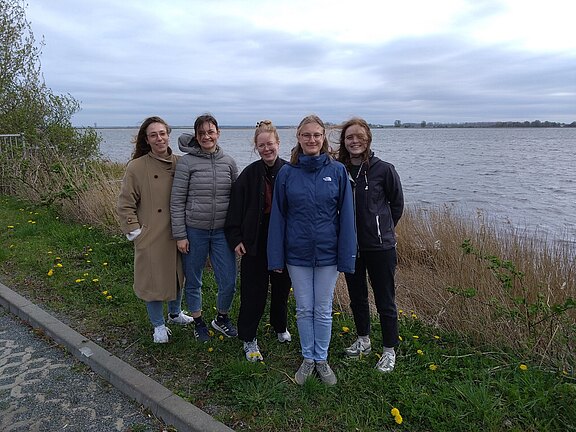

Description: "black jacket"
225 157 287 256
351 153 404 251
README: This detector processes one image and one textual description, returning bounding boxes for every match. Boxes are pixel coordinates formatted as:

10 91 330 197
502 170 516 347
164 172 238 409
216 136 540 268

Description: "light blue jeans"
183 227 237 314
145 287 184 328
287 265 339 362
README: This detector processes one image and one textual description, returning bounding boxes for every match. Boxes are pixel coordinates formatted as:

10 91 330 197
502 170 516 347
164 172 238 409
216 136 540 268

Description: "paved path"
0 282 234 432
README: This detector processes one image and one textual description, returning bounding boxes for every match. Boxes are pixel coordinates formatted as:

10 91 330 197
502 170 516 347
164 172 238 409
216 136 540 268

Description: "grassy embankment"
0 148 575 431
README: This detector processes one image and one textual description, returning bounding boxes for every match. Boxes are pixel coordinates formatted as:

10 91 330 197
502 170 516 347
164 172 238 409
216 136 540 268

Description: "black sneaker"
211 316 238 338
194 321 210 342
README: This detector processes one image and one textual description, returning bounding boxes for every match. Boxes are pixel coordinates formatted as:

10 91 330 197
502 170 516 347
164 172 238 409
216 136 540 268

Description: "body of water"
98 127 576 240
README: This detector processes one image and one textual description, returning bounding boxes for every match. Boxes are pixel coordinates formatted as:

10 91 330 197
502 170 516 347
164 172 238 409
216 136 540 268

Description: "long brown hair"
337 117 372 167
290 114 331 164
132 116 171 159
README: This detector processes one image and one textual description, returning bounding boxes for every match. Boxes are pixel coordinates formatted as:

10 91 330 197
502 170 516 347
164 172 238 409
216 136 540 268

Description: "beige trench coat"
117 151 184 302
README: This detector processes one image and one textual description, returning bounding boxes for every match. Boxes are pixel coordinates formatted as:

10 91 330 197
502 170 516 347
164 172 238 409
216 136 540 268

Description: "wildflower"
342 326 350 333
395 414 403 424
398 309 404 314
47 269 54 276
429 364 438 371
75 278 85 283
55 257 61 261
219 335 224 341
92 278 99 283
86 260 91 263
208 347 214 352
208 330 215 337
9 244 15 248
333 312 341 316
412 335 419 339
7 225 14 229
417 349 424 355
106 295 112 300
434 335 440 339
391 407 400 417
519 364 528 371
102 262 108 266
102 291 108 295
88 248 93 252
48 251 53 254
398 336 403 341
411 313 418 319
83 273 89 276
56 263 63 268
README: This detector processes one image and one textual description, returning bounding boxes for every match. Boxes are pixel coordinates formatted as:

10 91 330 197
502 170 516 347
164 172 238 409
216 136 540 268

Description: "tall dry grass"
2 146 575 367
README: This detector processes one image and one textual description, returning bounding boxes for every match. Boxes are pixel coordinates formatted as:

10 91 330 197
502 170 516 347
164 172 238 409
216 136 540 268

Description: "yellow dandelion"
398 335 403 341
429 364 438 371
412 335 419 339
86 260 91 263
219 335 224 341
434 335 440 339
7 225 14 228
391 407 400 417
411 313 418 319
395 414 403 425
208 330 215 337
47 251 53 254
102 290 108 295
102 262 108 266
342 326 350 333
75 278 85 283
92 278 99 283
56 263 63 268
47 269 54 276
333 312 341 316
88 248 93 252
208 347 214 352
398 309 404 314
519 364 528 371
417 349 424 355
106 295 113 300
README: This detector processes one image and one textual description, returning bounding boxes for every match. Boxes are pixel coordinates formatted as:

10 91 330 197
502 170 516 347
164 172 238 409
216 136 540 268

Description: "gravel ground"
0 308 169 432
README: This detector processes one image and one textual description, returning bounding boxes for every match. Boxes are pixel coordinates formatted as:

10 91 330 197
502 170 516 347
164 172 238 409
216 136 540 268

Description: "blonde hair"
253 120 280 150
290 114 331 164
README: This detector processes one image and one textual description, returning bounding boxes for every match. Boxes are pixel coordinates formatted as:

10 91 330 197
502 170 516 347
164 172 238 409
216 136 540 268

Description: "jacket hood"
178 133 223 158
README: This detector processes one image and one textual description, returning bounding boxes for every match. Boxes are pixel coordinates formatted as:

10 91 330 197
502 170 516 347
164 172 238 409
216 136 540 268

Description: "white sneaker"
243 339 263 362
277 330 292 343
153 324 172 343
167 311 194 325
345 337 372 357
375 350 396 373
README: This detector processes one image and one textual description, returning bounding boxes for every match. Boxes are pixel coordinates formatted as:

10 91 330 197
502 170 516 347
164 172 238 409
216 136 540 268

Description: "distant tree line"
379 120 576 129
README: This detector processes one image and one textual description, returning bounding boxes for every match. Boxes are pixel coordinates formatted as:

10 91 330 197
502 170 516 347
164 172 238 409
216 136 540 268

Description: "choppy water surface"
98 127 576 241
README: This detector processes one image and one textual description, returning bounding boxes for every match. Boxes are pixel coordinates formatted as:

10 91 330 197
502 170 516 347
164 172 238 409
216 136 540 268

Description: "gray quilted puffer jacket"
170 133 238 239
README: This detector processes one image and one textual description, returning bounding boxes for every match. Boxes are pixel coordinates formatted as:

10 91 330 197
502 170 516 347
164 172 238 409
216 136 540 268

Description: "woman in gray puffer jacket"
170 113 239 342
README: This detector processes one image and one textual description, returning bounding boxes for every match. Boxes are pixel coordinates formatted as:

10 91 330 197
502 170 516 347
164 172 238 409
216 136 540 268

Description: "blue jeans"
145 287 184 328
182 227 237 314
287 265 339 362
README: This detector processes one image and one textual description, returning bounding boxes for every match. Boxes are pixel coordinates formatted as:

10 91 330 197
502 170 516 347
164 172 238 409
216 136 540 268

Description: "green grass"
1 194 575 432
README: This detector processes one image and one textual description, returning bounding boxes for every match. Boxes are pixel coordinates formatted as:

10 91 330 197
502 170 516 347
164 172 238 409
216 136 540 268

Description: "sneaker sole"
211 320 237 338
345 348 372 358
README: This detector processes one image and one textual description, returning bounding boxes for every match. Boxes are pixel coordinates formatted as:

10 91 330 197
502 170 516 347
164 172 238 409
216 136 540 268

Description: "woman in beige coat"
117 116 193 343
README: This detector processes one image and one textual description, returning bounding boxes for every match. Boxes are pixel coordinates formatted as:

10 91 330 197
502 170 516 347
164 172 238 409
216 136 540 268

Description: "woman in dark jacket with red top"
337 117 404 373
225 120 292 362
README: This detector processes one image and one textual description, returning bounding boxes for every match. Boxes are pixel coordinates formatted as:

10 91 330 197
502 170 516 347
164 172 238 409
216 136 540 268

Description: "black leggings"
344 248 398 348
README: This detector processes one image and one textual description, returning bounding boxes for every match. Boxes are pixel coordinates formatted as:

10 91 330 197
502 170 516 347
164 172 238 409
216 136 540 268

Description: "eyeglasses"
299 133 323 141
197 130 218 138
147 131 168 140
256 142 278 150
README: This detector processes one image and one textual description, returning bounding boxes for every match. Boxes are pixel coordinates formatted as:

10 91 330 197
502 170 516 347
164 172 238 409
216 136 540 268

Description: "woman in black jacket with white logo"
337 117 404 373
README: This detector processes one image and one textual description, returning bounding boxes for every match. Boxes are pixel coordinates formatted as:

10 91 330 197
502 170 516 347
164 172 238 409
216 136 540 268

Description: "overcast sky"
25 0 576 127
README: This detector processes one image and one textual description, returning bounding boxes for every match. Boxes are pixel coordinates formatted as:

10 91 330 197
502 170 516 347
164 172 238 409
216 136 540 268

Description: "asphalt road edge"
0 281 234 432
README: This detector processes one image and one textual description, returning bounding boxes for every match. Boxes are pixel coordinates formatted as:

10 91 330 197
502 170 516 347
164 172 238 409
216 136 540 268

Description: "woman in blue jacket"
337 117 404 373
268 114 356 386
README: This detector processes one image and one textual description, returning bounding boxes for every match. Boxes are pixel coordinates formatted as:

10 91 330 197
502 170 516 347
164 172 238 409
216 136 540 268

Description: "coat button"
157 209 162 212
154 175 158 178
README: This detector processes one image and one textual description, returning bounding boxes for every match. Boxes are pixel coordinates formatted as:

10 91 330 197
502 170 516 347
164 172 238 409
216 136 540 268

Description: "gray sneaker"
345 337 372 357
375 350 396 373
315 361 337 386
295 359 315 385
